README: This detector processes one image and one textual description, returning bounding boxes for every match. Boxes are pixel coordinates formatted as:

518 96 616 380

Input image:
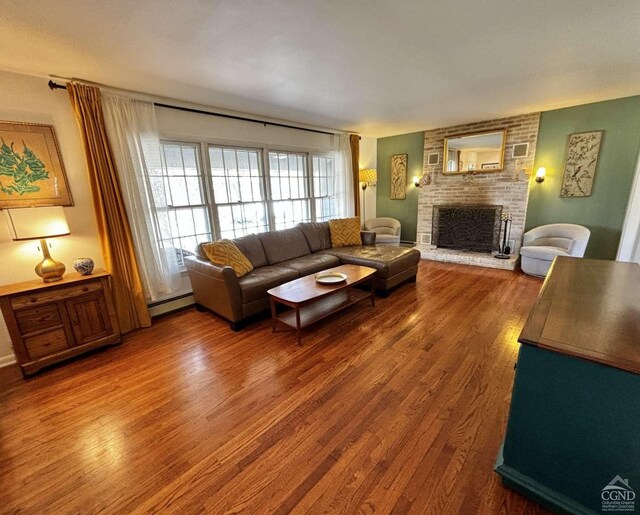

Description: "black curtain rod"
48 80 340 137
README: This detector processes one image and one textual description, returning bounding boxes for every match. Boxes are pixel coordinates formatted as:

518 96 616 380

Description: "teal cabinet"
496 258 640 514
496 344 640 514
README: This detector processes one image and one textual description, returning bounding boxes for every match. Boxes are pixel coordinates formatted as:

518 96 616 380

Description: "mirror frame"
442 129 507 175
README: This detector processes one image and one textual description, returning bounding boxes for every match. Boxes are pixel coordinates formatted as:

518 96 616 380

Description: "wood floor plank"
0 260 550 514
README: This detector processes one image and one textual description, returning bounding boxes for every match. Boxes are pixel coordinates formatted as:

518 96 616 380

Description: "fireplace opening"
432 204 502 253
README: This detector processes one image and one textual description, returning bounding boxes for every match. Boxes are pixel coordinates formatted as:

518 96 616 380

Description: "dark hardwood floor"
0 261 549 514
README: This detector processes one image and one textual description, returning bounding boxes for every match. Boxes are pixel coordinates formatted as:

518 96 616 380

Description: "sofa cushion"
520 245 570 262
233 234 268 268
201 240 254 277
323 245 420 279
258 227 311 265
277 253 341 276
238 266 299 303
329 217 362 248
297 222 332 252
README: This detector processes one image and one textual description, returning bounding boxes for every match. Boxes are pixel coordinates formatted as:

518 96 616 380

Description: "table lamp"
5 206 70 282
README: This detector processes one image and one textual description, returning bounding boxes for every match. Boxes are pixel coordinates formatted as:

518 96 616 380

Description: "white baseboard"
0 354 17 369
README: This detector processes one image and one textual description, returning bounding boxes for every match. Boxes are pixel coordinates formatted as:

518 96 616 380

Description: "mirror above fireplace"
443 129 506 175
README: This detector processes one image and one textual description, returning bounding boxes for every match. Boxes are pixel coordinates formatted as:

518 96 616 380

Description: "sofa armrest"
568 236 589 257
184 255 244 323
522 226 543 247
361 231 376 246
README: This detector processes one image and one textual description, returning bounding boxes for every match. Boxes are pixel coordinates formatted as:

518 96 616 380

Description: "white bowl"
315 271 347 284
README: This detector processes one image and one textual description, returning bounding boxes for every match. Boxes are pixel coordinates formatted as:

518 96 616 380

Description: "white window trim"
158 137 339 247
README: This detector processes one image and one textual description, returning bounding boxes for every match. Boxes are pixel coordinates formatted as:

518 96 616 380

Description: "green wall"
376 131 424 242
527 96 640 259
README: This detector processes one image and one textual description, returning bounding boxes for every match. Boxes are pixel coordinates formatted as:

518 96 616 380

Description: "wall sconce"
413 173 432 187
535 167 546 183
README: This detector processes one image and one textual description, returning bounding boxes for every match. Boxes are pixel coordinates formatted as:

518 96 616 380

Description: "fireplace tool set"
495 212 513 260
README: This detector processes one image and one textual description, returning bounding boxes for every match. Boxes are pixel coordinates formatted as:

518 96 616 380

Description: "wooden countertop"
519 257 640 374
0 269 109 297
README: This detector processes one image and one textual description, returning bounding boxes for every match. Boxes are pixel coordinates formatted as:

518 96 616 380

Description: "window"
209 146 269 239
153 141 342 262
157 142 212 265
312 155 337 221
268 151 311 230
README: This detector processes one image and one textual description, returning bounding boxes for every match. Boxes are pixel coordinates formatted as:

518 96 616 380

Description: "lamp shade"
359 169 377 184
5 206 70 241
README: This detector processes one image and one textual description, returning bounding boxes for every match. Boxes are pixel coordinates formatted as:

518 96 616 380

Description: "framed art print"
560 131 603 198
391 154 407 200
0 121 73 208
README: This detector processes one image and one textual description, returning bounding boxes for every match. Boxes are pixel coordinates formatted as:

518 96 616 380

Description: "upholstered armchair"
364 217 401 246
520 223 591 277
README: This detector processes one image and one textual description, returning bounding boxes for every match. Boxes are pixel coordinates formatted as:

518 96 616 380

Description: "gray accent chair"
364 217 401 246
520 224 591 277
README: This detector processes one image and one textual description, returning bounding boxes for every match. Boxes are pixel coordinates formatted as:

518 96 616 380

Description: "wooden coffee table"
267 264 376 345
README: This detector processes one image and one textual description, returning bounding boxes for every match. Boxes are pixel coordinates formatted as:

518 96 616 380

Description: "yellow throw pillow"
201 240 253 277
329 217 362 248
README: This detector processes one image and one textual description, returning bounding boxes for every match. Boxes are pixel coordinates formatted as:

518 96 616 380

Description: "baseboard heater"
147 292 195 317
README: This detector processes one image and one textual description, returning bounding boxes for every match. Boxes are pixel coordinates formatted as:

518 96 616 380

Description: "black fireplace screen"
432 205 503 253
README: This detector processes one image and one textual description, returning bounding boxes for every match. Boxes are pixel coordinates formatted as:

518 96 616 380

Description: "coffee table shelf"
275 289 371 330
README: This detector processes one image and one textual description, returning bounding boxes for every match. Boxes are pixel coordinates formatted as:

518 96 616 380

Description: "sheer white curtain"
333 134 355 218
101 93 181 302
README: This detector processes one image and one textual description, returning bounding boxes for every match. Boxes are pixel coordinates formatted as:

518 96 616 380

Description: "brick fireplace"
416 112 540 270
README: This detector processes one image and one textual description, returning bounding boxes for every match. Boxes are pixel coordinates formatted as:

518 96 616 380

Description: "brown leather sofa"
184 221 420 330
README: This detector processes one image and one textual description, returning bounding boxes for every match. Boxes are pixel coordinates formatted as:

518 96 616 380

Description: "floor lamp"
359 169 377 226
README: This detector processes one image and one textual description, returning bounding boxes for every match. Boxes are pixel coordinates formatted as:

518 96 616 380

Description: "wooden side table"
0 270 121 376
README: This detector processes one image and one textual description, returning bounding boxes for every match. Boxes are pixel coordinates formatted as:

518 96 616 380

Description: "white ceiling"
2 0 639 137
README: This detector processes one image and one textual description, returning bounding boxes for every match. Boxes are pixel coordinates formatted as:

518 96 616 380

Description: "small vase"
73 258 94 276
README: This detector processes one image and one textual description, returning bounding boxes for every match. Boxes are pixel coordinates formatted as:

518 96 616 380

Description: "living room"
0 1 639 513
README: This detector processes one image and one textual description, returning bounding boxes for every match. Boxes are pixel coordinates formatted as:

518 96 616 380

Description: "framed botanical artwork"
0 121 73 209
560 130 603 198
390 154 407 200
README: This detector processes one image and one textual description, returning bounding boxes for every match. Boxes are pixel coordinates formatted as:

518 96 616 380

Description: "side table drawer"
16 304 62 336
11 281 103 309
24 328 69 359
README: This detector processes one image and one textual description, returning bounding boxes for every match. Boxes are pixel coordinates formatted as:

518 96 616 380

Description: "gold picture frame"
443 129 506 175
0 121 73 209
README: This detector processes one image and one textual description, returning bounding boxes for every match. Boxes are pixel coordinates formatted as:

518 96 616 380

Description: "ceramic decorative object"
315 271 347 284
73 257 94 276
